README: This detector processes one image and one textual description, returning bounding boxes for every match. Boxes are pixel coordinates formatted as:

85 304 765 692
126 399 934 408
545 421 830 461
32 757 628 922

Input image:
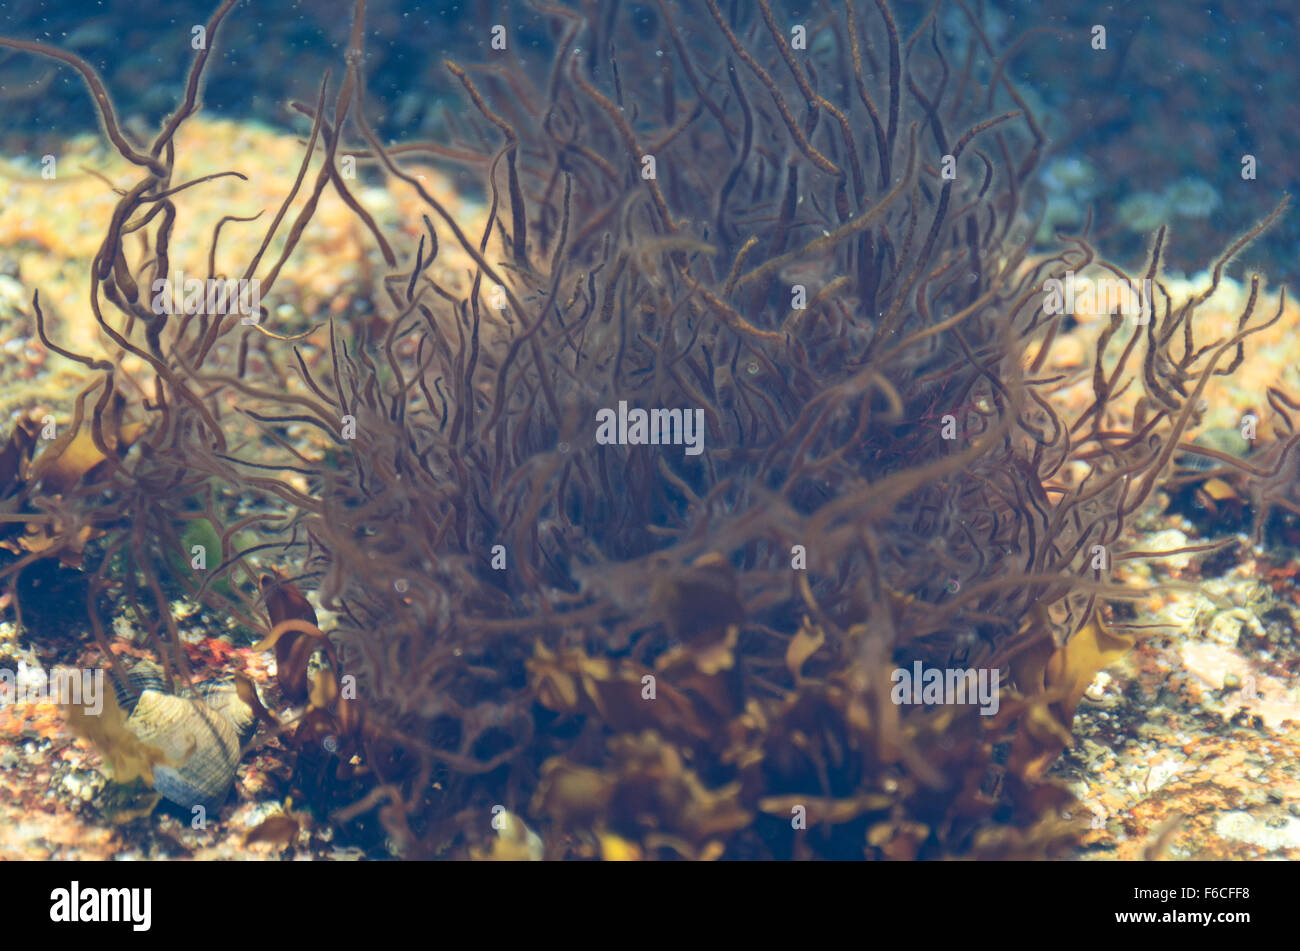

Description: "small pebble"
1084 671 1112 702
1206 609 1263 647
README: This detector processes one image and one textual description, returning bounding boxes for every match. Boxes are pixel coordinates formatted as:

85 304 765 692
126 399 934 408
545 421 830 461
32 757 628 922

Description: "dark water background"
1 0 1297 289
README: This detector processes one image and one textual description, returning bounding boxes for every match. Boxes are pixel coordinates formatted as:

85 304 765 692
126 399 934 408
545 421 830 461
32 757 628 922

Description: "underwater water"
0 0 1297 878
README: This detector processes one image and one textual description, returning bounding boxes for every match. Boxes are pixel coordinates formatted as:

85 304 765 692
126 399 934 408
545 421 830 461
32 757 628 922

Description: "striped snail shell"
113 660 166 714
115 661 256 742
195 681 256 745
125 689 242 812
110 660 259 812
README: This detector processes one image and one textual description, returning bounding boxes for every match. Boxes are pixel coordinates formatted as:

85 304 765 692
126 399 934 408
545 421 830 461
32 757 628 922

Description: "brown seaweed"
0 0 1292 859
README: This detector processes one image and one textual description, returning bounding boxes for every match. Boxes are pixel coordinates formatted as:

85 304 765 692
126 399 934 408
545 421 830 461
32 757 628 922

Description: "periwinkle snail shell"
197 681 256 744
125 690 242 812
113 660 165 713
114 662 258 812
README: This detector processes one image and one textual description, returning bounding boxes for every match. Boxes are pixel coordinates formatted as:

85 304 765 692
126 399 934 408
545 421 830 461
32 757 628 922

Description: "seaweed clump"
0 0 1291 858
